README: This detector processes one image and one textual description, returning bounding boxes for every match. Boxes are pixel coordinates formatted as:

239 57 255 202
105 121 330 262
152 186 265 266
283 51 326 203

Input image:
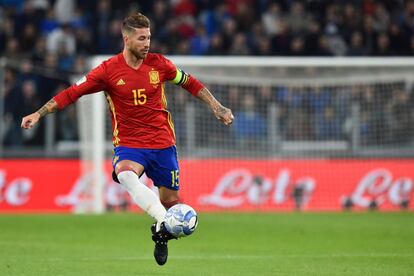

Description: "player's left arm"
159 55 234 126
170 68 234 126
196 87 234 126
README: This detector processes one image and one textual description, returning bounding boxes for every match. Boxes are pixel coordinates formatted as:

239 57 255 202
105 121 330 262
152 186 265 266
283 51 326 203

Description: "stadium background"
1 1 414 275
0 0 413 212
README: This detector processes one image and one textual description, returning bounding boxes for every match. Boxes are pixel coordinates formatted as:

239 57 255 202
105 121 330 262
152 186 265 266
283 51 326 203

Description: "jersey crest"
149 69 160 85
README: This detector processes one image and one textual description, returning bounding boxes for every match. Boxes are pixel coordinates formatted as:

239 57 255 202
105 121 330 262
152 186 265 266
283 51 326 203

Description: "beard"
130 47 148 60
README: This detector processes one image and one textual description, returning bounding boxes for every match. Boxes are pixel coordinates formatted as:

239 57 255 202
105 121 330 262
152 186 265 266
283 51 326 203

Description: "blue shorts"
112 146 180 191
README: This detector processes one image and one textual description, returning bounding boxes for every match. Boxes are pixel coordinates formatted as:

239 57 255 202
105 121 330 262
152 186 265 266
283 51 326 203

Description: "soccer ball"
164 203 198 238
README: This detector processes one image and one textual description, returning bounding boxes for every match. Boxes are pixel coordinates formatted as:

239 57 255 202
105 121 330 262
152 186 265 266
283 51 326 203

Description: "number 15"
132 89 146 105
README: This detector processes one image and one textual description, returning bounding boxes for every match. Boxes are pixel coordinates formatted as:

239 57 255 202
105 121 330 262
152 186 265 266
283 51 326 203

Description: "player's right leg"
112 147 167 225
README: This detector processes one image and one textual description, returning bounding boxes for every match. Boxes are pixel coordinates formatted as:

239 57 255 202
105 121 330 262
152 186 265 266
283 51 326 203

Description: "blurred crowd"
1 0 414 150
229 84 414 147
168 82 414 150
2 0 414 61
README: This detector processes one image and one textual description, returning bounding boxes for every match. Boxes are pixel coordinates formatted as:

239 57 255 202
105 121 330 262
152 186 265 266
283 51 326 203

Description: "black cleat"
151 222 176 265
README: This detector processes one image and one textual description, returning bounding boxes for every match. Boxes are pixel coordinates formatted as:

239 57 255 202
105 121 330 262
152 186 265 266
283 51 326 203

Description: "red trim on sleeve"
53 86 76 109
182 74 204 96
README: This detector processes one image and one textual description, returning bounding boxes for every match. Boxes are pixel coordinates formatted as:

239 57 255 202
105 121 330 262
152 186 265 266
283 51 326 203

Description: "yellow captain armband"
170 68 189 86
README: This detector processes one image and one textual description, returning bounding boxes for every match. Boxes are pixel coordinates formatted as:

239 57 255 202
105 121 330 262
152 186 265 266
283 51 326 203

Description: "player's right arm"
21 98 58 129
21 64 107 129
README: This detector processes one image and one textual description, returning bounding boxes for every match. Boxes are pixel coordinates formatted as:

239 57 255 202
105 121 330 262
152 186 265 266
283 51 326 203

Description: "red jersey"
54 53 203 149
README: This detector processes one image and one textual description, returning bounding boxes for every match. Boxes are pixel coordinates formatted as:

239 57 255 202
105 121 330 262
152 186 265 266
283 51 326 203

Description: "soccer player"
21 13 234 265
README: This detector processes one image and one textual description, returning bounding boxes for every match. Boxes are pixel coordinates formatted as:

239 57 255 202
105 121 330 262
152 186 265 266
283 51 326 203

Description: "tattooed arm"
21 99 59 129
196 87 234 126
37 98 58 117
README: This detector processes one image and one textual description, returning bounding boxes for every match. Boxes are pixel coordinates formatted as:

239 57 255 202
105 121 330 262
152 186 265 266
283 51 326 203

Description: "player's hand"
215 106 234 126
21 112 40 129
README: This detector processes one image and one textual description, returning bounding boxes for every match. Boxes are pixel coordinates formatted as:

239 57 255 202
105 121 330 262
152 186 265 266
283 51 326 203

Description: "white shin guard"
117 170 166 223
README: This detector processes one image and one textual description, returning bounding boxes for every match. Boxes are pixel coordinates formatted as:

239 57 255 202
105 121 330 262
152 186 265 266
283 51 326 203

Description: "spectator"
408 35 414 55
288 37 306 56
229 32 251 55
201 2 231 36
316 35 334 56
3 68 19 145
200 2 232 35
256 86 275 116
373 2 390 33
362 15 377 54
373 33 394 56
325 25 348 56
0 17 16 53
46 23 76 55
388 22 408 54
262 2 282 37
347 31 367 56
315 106 342 140
5 80 42 146
305 19 322 55
16 59 38 84
5 37 21 59
220 18 237 52
31 36 47 63
102 19 123 54
93 0 113 54
189 24 209 55
233 94 267 148
149 0 170 34
271 18 290 55
233 1 255 32
173 0 197 17
39 8 58 35
206 32 225 55
19 23 38 53
56 83 78 141
175 40 191 55
390 89 414 144
342 3 362 40
254 36 272 56
29 0 49 12
286 1 310 36
14 1 37 33
53 0 75 24
309 87 332 116
37 53 66 102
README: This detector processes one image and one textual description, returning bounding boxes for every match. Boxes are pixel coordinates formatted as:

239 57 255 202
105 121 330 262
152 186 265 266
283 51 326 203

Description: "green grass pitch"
0 212 413 276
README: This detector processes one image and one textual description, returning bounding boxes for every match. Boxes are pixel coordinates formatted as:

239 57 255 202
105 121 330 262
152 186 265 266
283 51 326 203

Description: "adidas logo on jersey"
116 79 125 85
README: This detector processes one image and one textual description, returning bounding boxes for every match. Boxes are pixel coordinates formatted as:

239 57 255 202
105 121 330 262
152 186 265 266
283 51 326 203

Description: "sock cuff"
117 170 138 184
161 199 180 209
117 165 136 174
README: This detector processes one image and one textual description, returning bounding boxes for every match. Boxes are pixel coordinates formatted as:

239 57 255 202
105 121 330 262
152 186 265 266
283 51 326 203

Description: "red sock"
161 199 180 209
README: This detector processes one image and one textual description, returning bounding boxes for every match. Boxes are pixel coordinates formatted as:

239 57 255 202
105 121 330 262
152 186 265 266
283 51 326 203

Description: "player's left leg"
146 146 181 266
158 186 180 209
150 189 179 266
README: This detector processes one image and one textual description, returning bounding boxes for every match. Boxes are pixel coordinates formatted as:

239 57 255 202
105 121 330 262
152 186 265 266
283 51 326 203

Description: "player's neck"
123 49 143 69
